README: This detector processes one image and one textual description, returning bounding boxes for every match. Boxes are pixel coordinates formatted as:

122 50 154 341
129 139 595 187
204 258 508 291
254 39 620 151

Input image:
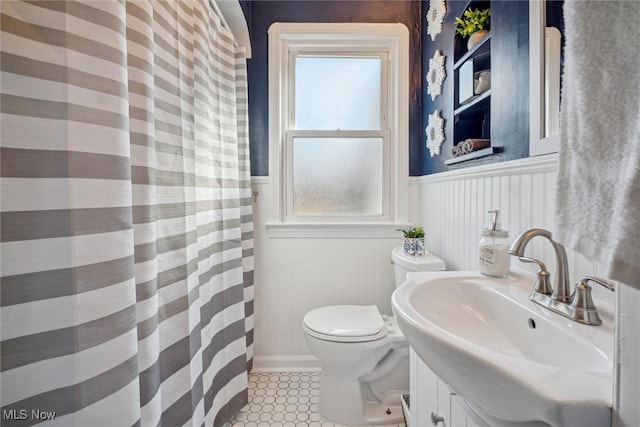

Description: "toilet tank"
391 246 446 287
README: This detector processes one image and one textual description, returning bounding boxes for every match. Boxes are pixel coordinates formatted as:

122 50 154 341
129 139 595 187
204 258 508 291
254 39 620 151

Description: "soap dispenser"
479 210 510 277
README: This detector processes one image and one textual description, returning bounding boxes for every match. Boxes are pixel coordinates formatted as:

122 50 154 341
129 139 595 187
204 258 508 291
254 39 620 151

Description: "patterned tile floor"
225 372 405 427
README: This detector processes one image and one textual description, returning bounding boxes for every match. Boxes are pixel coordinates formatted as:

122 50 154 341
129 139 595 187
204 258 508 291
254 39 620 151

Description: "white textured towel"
555 1 640 286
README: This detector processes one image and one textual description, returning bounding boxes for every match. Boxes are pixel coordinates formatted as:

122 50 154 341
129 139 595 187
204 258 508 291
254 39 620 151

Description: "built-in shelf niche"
451 0 495 165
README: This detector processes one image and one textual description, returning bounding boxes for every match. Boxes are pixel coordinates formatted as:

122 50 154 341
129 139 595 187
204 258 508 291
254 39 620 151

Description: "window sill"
264 222 411 238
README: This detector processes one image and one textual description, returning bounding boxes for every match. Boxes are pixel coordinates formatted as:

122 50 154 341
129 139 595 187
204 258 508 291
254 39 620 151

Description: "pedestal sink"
391 270 614 427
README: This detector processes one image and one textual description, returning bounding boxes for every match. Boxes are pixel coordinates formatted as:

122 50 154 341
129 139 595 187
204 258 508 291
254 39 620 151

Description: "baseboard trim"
251 355 321 373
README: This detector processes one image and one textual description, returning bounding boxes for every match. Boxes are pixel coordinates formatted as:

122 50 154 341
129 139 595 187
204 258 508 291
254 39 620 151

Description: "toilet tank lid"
392 246 446 271
303 305 385 338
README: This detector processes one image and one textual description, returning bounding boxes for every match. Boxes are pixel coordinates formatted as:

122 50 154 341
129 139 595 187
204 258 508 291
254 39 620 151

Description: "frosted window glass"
295 57 381 130
293 138 383 215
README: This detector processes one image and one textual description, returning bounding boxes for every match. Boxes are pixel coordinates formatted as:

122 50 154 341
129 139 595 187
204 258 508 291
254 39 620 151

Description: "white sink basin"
391 270 614 427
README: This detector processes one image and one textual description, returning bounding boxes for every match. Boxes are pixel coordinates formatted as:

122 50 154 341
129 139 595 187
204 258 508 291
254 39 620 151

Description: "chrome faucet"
508 228 615 326
508 228 571 302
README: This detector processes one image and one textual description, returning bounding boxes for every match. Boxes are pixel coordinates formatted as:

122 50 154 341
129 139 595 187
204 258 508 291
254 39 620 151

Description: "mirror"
426 0 446 41
425 110 445 157
529 0 564 156
427 50 446 101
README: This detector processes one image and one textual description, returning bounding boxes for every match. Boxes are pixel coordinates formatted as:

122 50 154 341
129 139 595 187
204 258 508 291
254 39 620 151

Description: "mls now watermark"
3 409 56 421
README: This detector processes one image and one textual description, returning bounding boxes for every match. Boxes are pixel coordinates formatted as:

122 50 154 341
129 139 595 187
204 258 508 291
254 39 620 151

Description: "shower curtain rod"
209 0 231 29
210 0 252 58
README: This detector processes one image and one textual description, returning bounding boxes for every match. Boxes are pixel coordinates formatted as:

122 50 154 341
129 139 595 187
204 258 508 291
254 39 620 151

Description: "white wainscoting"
251 177 404 371
251 154 614 371
413 154 640 426
413 154 612 295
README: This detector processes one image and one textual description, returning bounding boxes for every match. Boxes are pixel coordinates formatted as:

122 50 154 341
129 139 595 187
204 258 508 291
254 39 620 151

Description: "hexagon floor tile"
224 372 405 427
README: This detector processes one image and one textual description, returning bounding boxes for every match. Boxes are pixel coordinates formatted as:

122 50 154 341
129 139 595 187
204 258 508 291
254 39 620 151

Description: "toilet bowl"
303 247 445 425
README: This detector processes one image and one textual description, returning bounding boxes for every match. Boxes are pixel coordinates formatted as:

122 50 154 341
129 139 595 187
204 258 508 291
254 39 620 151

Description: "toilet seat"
303 305 387 343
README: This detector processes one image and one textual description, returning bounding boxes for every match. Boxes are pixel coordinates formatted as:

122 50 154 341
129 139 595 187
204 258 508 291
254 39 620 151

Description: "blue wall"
244 1 423 176
421 0 530 174
243 1 530 177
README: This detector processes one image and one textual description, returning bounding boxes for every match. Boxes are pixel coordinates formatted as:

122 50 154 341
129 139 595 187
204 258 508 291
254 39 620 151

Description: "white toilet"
303 247 445 426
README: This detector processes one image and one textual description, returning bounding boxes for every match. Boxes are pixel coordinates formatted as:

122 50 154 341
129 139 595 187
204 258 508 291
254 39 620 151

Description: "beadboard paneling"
412 154 640 425
413 154 613 304
252 156 638 423
251 154 614 371
251 178 402 369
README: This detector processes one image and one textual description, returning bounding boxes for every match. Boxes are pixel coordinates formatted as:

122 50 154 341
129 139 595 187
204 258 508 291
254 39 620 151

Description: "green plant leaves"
398 226 425 238
454 8 491 38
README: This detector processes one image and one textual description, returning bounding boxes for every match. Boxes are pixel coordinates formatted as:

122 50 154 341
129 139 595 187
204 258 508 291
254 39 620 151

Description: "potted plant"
455 8 491 50
398 226 426 256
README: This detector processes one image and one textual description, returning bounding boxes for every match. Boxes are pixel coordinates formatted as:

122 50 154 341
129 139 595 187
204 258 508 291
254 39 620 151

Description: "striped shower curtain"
0 1 254 426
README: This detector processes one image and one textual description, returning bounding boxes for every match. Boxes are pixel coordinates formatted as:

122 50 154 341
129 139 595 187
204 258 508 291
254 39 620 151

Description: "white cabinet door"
409 348 420 427
410 348 438 427
450 393 468 427
437 378 451 426
411 347 485 427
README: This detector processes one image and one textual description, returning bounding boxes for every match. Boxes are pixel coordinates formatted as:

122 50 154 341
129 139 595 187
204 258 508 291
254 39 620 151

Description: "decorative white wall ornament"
427 50 446 101
426 110 445 157
426 0 447 41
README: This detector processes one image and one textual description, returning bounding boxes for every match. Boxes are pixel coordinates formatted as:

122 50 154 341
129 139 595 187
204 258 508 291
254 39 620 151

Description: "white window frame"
266 23 410 238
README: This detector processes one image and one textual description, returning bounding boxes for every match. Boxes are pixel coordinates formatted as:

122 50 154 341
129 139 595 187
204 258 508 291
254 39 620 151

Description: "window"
267 23 409 237
291 54 386 217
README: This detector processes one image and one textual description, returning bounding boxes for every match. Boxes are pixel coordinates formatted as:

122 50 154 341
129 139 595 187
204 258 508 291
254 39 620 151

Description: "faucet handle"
518 256 552 295
568 277 614 326
579 276 616 292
